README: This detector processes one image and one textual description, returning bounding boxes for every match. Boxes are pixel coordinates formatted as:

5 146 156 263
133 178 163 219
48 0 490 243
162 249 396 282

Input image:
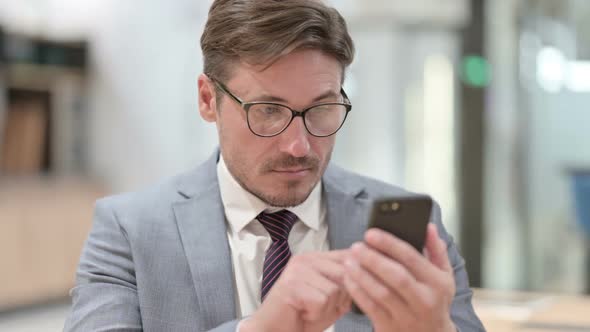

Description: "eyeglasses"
209 77 352 137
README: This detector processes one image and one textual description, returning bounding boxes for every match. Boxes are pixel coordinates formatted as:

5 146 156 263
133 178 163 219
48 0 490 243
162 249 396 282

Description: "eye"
261 105 283 115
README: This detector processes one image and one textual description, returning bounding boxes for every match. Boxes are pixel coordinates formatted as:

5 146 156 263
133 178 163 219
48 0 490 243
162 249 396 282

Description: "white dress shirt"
217 156 335 332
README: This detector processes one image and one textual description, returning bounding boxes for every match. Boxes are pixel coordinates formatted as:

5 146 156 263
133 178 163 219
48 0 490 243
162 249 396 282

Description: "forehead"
226 49 343 103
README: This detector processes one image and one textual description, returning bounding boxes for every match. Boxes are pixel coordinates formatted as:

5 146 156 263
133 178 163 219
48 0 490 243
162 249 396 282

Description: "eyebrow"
248 90 341 104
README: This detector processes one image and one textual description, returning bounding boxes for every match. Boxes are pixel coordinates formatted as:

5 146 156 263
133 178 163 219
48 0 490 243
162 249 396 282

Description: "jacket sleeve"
63 199 242 332
431 201 486 332
64 198 142 331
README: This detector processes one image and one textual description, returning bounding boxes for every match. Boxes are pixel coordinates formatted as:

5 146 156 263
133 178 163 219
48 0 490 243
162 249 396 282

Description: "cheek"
218 110 251 146
221 126 274 168
311 137 335 159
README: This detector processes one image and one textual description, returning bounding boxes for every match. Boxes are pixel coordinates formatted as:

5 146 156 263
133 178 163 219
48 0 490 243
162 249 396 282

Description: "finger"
335 286 352 314
349 244 429 316
344 257 410 317
351 239 455 319
343 274 390 324
320 249 351 263
290 257 343 297
302 271 341 299
307 254 348 284
299 280 349 323
364 228 437 282
290 256 349 312
275 260 346 323
424 223 452 272
292 281 333 321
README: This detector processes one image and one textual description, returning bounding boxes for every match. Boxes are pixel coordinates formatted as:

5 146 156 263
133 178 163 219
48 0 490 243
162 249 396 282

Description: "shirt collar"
217 155 322 233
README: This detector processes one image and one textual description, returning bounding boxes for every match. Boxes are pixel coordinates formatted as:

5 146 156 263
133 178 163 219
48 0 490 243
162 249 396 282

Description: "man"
65 0 485 331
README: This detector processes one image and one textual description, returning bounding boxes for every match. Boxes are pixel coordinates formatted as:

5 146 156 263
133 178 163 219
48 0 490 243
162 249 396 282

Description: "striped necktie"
257 209 298 301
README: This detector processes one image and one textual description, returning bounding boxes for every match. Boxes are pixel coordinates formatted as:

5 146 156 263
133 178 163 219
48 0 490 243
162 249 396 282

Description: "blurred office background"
1 0 590 330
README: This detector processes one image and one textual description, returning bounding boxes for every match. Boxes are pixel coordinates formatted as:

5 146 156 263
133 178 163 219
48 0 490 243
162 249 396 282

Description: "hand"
242 250 352 332
343 223 456 332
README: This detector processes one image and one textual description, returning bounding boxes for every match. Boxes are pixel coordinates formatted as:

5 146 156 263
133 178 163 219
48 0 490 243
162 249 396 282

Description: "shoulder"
95 168 204 229
324 163 421 199
99 175 179 209
324 163 444 223
96 151 218 220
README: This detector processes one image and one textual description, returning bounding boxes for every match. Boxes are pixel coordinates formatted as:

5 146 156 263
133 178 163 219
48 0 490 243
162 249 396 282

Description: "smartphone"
366 196 433 252
351 196 432 314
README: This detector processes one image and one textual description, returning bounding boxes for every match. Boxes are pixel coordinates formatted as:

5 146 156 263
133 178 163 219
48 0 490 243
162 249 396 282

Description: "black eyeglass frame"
209 76 352 138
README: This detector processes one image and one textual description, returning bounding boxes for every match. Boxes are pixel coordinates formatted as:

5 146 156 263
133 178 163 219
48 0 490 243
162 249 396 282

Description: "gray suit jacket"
65 151 485 331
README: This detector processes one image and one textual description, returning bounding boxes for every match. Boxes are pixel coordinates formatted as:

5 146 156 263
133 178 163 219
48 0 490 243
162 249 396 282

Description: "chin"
254 183 315 208
262 196 307 208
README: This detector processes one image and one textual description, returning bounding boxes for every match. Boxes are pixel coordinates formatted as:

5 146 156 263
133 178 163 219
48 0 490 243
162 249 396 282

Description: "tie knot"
257 210 298 241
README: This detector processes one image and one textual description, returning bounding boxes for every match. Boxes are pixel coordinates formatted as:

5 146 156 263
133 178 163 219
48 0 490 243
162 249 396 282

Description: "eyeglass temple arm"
208 75 245 105
340 88 351 104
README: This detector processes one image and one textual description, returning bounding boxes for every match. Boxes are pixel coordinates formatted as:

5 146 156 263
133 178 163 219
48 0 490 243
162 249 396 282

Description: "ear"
198 73 218 123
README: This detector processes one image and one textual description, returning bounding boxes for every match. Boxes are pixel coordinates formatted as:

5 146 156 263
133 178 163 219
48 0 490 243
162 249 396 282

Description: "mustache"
261 155 320 172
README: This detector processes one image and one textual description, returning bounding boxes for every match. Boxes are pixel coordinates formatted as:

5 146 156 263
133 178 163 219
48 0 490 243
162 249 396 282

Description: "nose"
279 116 311 158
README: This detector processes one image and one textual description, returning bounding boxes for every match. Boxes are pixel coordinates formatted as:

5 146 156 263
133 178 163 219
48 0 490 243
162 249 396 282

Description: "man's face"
200 49 343 207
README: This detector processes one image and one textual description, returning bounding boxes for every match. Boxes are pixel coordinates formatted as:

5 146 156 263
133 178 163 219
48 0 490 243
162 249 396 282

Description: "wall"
86 0 216 191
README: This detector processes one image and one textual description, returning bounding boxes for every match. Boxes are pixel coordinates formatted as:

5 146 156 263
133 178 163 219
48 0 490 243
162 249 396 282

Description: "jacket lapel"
323 164 372 250
323 165 373 330
173 151 237 330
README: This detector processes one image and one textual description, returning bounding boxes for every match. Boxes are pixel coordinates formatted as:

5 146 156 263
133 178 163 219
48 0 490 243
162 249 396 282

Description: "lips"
273 168 311 173
270 168 313 180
